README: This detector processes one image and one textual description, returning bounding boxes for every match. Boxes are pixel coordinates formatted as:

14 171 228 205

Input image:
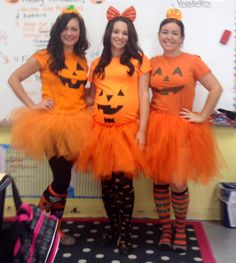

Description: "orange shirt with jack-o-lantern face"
89 55 151 125
150 52 210 115
33 49 88 114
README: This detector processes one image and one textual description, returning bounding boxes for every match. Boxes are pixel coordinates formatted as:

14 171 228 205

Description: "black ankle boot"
117 234 132 255
101 230 119 246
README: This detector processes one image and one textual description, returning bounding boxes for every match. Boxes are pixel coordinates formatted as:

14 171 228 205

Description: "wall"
1 0 235 220
1 127 235 220
0 0 235 122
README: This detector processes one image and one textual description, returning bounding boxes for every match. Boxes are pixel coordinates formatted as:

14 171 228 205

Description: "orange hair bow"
106 6 136 22
166 8 182 20
62 5 80 15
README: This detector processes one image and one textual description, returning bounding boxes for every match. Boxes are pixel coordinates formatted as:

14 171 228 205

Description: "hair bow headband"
62 5 80 15
106 6 136 22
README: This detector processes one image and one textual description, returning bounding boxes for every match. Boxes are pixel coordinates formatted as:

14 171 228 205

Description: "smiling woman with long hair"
146 9 224 253
78 6 151 255
8 6 91 246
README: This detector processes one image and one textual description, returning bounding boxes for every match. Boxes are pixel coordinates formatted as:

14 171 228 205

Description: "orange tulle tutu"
77 121 148 179
10 107 92 160
146 111 224 185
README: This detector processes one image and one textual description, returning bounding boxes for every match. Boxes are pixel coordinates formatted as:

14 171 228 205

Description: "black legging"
49 156 73 194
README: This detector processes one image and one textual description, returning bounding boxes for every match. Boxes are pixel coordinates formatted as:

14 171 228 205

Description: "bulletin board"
0 144 101 198
0 0 235 124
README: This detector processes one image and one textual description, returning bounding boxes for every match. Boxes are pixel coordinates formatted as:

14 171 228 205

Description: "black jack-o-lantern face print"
58 62 87 89
151 66 184 95
97 88 125 123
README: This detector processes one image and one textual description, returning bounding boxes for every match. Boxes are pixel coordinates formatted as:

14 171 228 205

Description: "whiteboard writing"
0 0 235 124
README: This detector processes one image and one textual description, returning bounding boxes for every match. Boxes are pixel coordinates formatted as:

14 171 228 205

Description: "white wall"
0 0 235 122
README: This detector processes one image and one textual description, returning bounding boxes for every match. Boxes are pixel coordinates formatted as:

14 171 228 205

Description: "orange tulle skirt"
146 111 224 185
77 121 148 179
10 107 92 160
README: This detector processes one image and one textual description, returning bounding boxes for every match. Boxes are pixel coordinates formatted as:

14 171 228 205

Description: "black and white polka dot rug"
56 219 216 263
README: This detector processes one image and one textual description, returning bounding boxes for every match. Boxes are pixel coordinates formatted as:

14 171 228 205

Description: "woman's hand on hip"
31 98 55 110
179 108 206 123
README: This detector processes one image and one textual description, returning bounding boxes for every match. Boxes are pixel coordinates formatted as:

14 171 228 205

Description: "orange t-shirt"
149 52 210 115
89 55 151 125
33 49 88 114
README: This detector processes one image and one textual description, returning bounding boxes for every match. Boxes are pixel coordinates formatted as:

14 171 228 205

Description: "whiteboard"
0 0 235 122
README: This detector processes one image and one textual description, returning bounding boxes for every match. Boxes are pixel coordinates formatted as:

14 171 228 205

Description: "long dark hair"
47 12 89 74
159 18 185 38
94 16 143 79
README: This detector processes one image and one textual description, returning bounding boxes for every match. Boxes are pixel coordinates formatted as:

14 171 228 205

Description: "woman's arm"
8 57 40 108
84 82 96 106
180 72 223 123
199 72 223 120
8 57 55 110
136 72 150 146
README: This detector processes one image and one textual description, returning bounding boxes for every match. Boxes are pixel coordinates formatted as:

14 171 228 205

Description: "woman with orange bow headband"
146 9 223 253
8 6 91 246
78 6 151 255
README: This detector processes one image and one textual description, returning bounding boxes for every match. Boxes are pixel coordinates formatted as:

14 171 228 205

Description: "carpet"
55 218 216 263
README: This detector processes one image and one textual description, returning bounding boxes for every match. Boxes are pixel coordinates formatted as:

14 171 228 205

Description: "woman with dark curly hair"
8 6 91 246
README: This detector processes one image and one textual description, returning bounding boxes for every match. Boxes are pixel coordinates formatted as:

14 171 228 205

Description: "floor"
57 220 204 263
55 220 235 263
203 221 236 263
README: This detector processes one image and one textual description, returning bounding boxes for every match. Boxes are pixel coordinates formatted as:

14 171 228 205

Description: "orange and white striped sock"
38 184 67 219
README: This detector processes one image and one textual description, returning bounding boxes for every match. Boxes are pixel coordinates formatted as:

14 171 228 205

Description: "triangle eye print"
151 66 185 95
58 62 87 89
